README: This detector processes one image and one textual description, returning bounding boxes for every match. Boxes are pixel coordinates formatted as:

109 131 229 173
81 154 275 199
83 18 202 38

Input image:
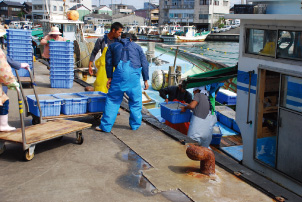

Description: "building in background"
83 13 112 25
93 5 112 16
112 13 145 26
159 0 230 30
31 0 92 22
110 4 136 15
0 1 23 20
69 4 91 21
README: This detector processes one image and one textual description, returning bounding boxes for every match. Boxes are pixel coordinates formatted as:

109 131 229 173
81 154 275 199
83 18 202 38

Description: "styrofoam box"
53 93 88 115
216 89 237 105
77 91 107 112
27 94 63 117
160 101 192 124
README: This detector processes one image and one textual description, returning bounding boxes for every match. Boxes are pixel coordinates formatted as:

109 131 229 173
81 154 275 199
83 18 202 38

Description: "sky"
12 0 241 9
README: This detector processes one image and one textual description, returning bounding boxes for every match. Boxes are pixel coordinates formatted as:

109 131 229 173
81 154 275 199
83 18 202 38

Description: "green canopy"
183 65 238 89
32 30 44 38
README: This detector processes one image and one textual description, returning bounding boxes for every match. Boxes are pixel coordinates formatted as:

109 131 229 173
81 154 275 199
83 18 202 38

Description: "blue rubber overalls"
100 41 143 132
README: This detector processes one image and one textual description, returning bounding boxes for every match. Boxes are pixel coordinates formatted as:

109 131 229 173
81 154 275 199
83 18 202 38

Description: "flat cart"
0 69 92 161
15 67 103 125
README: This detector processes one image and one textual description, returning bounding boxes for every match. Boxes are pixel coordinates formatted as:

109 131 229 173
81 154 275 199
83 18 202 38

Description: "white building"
159 0 230 30
32 0 92 22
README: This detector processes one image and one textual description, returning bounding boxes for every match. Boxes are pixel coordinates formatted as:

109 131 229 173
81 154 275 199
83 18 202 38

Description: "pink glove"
20 63 29 69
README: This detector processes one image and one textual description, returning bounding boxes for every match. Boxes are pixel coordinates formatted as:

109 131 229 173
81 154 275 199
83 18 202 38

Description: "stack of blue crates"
49 41 74 88
6 29 33 77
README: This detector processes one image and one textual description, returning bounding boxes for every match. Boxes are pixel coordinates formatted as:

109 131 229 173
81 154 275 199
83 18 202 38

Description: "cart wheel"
32 118 40 125
76 132 84 145
24 149 35 161
0 144 6 155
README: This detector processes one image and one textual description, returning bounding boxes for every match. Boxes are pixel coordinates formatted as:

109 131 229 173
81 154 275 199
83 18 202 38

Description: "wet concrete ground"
0 61 272 202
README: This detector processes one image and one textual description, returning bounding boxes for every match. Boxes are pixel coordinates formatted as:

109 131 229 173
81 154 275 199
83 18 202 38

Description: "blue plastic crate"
49 41 74 48
7 36 32 44
7 41 31 48
50 78 74 88
53 93 87 115
50 69 73 74
50 58 74 63
27 94 62 117
7 47 32 53
7 33 31 40
216 89 237 105
8 51 32 56
49 46 74 51
50 66 74 71
77 91 107 112
49 53 74 59
211 126 222 145
50 74 74 79
160 101 192 124
6 29 32 36
50 62 74 68
211 134 222 145
216 110 234 128
7 54 32 61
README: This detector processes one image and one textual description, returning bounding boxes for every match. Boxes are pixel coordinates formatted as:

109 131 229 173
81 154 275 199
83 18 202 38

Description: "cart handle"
15 87 27 150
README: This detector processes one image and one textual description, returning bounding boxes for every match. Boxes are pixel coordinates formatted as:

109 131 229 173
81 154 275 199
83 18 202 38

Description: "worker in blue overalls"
96 33 149 132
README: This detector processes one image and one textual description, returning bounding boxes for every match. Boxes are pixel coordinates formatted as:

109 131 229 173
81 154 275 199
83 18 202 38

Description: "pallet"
0 120 91 144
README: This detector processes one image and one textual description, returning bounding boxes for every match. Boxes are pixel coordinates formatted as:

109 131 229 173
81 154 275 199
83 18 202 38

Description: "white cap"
193 86 209 96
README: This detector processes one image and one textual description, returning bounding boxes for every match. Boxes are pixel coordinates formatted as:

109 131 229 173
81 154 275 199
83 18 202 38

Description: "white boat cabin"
228 14 302 196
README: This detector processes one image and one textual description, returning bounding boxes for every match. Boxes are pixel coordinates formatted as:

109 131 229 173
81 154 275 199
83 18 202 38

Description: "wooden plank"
257 69 266 138
0 120 91 144
19 77 34 83
42 112 102 120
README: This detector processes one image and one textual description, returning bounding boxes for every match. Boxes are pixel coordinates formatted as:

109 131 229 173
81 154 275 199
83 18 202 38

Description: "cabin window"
1 7 8 10
277 31 302 61
246 29 277 57
59 6 63 11
280 76 302 113
64 25 75 32
53 6 57 11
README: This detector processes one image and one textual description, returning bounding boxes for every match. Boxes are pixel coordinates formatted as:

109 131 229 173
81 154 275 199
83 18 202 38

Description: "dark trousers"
0 100 9 115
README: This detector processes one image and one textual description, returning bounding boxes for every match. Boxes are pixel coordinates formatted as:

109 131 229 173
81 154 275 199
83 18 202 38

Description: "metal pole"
173 46 179 70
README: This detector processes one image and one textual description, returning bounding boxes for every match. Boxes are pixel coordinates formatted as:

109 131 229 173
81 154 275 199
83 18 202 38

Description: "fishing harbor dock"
1 61 301 201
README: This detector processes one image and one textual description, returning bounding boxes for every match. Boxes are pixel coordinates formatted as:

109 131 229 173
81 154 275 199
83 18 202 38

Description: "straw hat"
48 26 62 35
0 25 6 37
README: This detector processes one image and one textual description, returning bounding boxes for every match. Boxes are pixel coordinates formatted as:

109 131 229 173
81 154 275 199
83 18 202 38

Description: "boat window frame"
243 25 302 63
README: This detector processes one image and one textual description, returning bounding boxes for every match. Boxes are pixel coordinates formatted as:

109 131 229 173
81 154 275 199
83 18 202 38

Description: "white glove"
20 63 29 69
7 81 20 90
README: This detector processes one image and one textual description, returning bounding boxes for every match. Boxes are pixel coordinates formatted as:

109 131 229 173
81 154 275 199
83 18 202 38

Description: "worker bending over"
181 86 217 147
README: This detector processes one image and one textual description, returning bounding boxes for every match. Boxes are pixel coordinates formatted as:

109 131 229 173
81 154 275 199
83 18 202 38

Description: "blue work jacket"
106 38 149 81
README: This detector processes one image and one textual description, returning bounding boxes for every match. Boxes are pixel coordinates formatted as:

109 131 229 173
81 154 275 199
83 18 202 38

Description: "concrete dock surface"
0 61 272 202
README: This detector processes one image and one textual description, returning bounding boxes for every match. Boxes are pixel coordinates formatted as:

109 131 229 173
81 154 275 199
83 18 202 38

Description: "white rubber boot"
0 115 16 132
